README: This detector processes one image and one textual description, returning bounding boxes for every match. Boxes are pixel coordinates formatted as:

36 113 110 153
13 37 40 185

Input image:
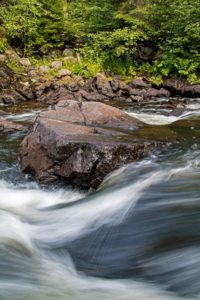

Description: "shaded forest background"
0 0 199 83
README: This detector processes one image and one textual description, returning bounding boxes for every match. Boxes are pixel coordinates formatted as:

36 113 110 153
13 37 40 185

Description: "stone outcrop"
20 100 160 188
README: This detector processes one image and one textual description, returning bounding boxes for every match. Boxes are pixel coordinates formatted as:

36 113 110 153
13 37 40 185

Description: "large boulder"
163 79 200 97
20 100 160 188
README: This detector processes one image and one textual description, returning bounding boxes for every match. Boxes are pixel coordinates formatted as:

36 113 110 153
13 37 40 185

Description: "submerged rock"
20 100 160 188
0 120 27 133
169 103 186 116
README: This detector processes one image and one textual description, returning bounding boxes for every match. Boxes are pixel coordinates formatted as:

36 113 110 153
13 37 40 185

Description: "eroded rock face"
20 100 159 188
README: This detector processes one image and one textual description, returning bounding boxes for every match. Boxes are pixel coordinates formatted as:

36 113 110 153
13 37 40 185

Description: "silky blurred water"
0 99 200 300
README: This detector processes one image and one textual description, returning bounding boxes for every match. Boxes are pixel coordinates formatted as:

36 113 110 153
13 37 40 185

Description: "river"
0 98 200 300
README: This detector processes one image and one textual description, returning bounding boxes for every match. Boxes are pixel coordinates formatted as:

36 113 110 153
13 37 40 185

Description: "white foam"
128 112 179 125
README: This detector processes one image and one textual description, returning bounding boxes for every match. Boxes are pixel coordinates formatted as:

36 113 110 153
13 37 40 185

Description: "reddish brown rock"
20 100 160 188
0 119 27 133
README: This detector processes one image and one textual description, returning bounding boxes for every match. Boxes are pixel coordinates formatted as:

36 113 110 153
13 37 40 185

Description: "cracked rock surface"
20 100 160 188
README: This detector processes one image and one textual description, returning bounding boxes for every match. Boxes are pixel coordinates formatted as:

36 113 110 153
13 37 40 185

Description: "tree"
0 0 67 54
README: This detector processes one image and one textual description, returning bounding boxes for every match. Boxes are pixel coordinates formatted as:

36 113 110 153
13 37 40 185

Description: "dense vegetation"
0 0 199 83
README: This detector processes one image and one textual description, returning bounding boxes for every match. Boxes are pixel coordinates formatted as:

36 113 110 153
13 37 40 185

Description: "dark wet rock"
0 119 27 133
169 104 186 116
113 95 128 102
125 86 170 99
0 66 13 89
163 79 200 97
95 74 115 98
129 88 145 97
15 82 35 100
0 110 7 115
61 76 80 92
1 90 26 104
160 103 175 109
20 100 160 189
110 78 121 93
115 89 127 98
144 87 171 98
184 85 200 97
125 98 133 103
28 76 81 104
41 86 75 104
66 82 80 92
129 78 150 89
110 77 128 93
83 78 97 93
79 90 107 102
32 80 53 98
31 79 74 104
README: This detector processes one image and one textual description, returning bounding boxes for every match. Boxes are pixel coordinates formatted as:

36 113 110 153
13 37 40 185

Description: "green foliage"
79 26 146 75
5 58 26 74
0 26 7 53
66 0 120 34
0 0 67 55
0 0 199 81
0 38 7 53
148 0 200 82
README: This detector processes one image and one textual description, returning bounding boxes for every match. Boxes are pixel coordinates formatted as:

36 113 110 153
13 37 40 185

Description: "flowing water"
0 98 200 300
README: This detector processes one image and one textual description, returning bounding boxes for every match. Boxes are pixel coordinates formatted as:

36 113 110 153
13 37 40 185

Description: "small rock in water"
130 95 144 102
191 144 198 150
169 103 186 116
0 120 27 133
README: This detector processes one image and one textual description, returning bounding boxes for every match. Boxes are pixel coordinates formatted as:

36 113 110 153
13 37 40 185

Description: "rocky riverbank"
1 50 200 109
1 51 200 188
